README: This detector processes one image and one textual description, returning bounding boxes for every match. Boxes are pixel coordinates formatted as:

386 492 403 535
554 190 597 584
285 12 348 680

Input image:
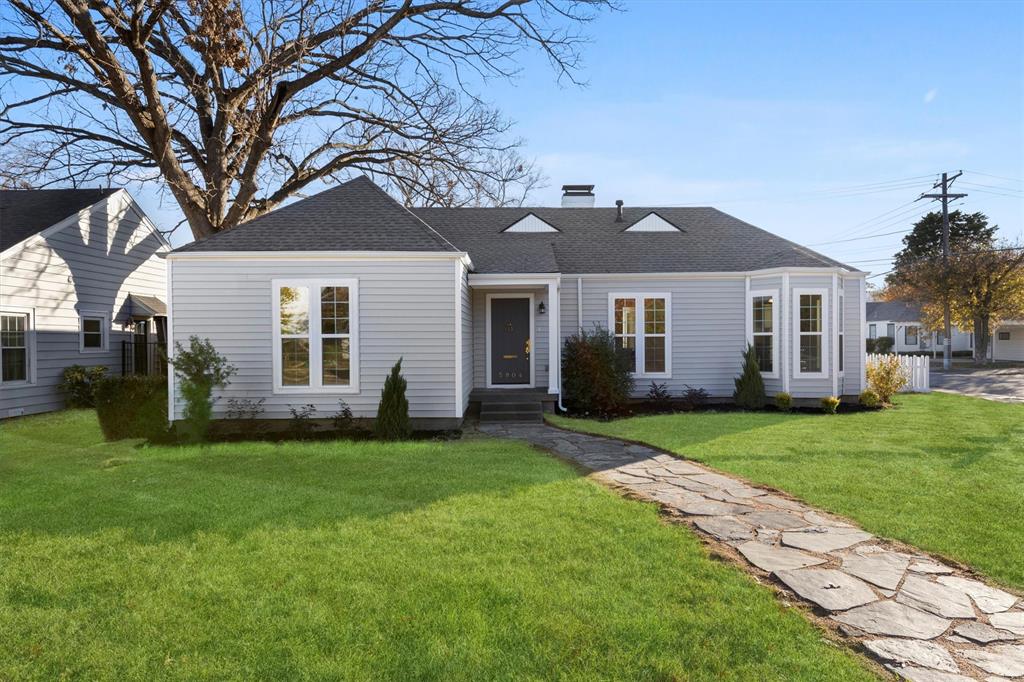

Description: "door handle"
525 338 531 355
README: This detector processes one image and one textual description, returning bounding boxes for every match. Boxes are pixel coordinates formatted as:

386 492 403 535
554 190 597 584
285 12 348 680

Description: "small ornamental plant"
774 392 793 412
733 344 766 410
170 336 236 443
561 326 634 418
821 396 841 415
375 358 411 441
866 354 908 405
858 389 881 409
645 381 673 413
59 364 109 408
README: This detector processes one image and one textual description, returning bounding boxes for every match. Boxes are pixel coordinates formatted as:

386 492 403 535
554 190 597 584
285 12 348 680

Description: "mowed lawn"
552 392 1024 591
0 411 877 681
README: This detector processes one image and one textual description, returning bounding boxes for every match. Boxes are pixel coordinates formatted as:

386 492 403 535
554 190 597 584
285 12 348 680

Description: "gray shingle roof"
866 301 922 322
175 176 456 253
0 188 118 251
173 176 855 274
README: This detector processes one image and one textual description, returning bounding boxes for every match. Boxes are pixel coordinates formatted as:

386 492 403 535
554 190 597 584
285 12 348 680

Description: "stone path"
480 422 1024 681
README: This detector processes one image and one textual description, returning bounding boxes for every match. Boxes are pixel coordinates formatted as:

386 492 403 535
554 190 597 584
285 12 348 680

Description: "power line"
960 180 1023 193
964 169 1023 185
808 228 911 246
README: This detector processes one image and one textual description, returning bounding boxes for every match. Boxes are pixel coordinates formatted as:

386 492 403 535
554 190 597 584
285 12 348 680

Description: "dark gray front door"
490 297 531 385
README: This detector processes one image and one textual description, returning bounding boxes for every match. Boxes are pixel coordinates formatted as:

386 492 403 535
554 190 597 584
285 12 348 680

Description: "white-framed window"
748 289 778 378
868 323 877 339
998 331 1011 341
793 288 828 377
608 293 671 378
79 313 108 352
886 323 895 338
272 279 359 393
905 325 919 346
1 310 33 384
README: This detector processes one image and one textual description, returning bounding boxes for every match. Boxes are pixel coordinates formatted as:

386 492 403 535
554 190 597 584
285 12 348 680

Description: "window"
748 290 778 377
869 324 877 339
273 279 358 392
610 294 671 377
998 331 1011 341
1 313 30 382
79 314 107 352
905 325 919 346
793 289 828 376
886 323 895 338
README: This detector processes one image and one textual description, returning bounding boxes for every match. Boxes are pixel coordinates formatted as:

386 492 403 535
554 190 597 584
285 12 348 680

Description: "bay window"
793 289 828 377
610 293 671 377
273 279 358 392
1 312 31 383
748 290 778 377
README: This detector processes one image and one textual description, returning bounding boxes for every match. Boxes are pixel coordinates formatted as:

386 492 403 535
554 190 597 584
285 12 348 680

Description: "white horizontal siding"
169 258 459 420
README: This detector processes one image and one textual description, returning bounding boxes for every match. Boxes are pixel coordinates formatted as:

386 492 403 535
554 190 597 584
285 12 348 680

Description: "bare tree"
0 0 608 239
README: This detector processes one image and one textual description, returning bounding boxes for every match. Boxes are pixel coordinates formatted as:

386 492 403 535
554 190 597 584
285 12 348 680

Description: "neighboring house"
865 300 973 355
167 177 867 428
0 189 170 418
992 320 1024 362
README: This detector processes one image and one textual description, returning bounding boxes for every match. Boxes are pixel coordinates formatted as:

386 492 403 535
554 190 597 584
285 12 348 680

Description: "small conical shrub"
733 344 766 410
375 358 411 441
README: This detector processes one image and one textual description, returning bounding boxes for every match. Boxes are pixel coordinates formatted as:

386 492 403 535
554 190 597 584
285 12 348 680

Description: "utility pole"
920 171 966 370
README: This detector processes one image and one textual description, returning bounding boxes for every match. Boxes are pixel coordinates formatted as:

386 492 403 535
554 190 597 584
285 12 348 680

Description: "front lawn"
0 410 876 681
551 392 1024 591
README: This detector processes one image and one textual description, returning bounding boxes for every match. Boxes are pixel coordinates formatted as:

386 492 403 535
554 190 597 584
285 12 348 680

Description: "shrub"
94 375 168 441
375 358 411 441
865 338 876 353
332 399 355 433
170 336 236 443
874 336 895 354
288 404 318 440
775 392 793 412
821 395 840 414
679 384 709 411
59 364 108 408
561 326 634 417
866 354 908 404
859 389 881 409
646 381 673 412
733 344 766 410
226 397 265 420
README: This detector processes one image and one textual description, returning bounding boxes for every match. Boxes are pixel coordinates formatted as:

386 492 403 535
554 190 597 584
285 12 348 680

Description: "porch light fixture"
538 301 546 315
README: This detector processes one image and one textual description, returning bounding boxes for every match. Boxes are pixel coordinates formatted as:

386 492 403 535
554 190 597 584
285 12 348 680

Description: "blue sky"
146 1 1024 280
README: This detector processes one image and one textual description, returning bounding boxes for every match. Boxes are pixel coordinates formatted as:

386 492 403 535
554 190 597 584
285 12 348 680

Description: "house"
0 189 170 418
166 177 867 428
992 320 1024 362
865 300 973 355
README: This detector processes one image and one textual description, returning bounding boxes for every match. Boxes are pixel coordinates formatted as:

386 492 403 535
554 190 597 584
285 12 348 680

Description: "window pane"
320 287 350 335
887 323 895 338
322 337 351 386
869 324 877 339
83 332 102 348
644 336 665 373
83 318 101 334
1 314 26 348
839 334 845 372
906 326 918 345
644 298 666 334
281 338 310 386
753 335 773 373
614 298 636 335
800 335 822 373
800 294 822 333
752 296 773 334
616 336 636 372
279 286 309 335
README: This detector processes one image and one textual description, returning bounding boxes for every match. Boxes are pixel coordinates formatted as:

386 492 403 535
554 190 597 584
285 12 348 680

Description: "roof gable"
501 213 559 233
0 188 119 251
624 211 681 232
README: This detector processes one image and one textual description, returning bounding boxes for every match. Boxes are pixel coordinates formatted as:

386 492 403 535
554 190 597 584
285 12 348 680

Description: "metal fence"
866 353 930 393
122 340 167 377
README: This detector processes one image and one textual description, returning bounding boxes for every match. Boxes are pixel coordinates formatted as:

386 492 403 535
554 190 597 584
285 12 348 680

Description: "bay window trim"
0 306 36 385
748 288 780 379
271 278 360 394
607 292 672 379
792 287 829 379
78 311 109 353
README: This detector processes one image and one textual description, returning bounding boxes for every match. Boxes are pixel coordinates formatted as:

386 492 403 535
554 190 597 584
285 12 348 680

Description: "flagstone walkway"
479 422 1024 682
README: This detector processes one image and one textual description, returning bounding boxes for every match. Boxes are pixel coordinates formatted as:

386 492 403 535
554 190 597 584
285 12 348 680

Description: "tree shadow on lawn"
0 434 580 545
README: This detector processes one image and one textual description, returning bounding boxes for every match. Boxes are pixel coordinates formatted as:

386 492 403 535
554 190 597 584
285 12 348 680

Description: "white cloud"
923 88 938 104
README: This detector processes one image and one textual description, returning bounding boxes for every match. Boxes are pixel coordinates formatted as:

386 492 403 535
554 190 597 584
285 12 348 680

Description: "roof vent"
561 184 595 208
615 199 624 222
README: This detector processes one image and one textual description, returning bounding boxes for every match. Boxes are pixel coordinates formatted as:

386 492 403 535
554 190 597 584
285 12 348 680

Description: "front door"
490 297 531 385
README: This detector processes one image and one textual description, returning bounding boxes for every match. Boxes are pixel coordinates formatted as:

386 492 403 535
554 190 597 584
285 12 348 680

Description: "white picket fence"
866 353 930 393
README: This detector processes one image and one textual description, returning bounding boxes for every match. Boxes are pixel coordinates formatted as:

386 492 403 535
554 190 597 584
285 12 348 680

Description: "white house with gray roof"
1 189 170 418
167 176 867 427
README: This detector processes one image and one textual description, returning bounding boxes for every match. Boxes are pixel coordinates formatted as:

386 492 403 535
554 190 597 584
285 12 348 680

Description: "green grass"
552 392 1024 591
0 410 877 681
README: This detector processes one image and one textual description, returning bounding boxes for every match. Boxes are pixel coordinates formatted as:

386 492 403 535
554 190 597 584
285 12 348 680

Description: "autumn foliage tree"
0 0 609 239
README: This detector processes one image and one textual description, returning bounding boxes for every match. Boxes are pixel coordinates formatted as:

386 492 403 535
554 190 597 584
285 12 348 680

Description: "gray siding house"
1 189 170 418
168 177 866 428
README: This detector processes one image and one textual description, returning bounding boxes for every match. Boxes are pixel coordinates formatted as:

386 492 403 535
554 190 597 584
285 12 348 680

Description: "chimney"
615 199 624 222
561 184 595 208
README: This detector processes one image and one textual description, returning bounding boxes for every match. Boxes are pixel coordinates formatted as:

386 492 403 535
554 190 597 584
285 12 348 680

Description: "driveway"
931 366 1024 403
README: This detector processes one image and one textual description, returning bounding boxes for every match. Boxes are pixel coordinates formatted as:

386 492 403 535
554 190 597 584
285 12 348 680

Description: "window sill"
79 348 107 354
272 385 360 395
632 372 672 381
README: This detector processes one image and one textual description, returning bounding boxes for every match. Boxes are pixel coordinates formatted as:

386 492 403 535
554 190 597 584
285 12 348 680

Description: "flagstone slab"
744 510 811 530
989 611 1024 636
757 495 807 512
775 568 878 611
693 516 754 542
909 560 955 575
833 600 951 639
863 638 959 673
893 668 974 682
953 622 1020 644
676 498 754 517
659 459 705 475
960 644 1024 677
687 472 755 492
803 510 855 528
604 472 654 486
781 526 874 553
936 576 1019 614
736 541 827 572
842 550 910 590
897 575 977 619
